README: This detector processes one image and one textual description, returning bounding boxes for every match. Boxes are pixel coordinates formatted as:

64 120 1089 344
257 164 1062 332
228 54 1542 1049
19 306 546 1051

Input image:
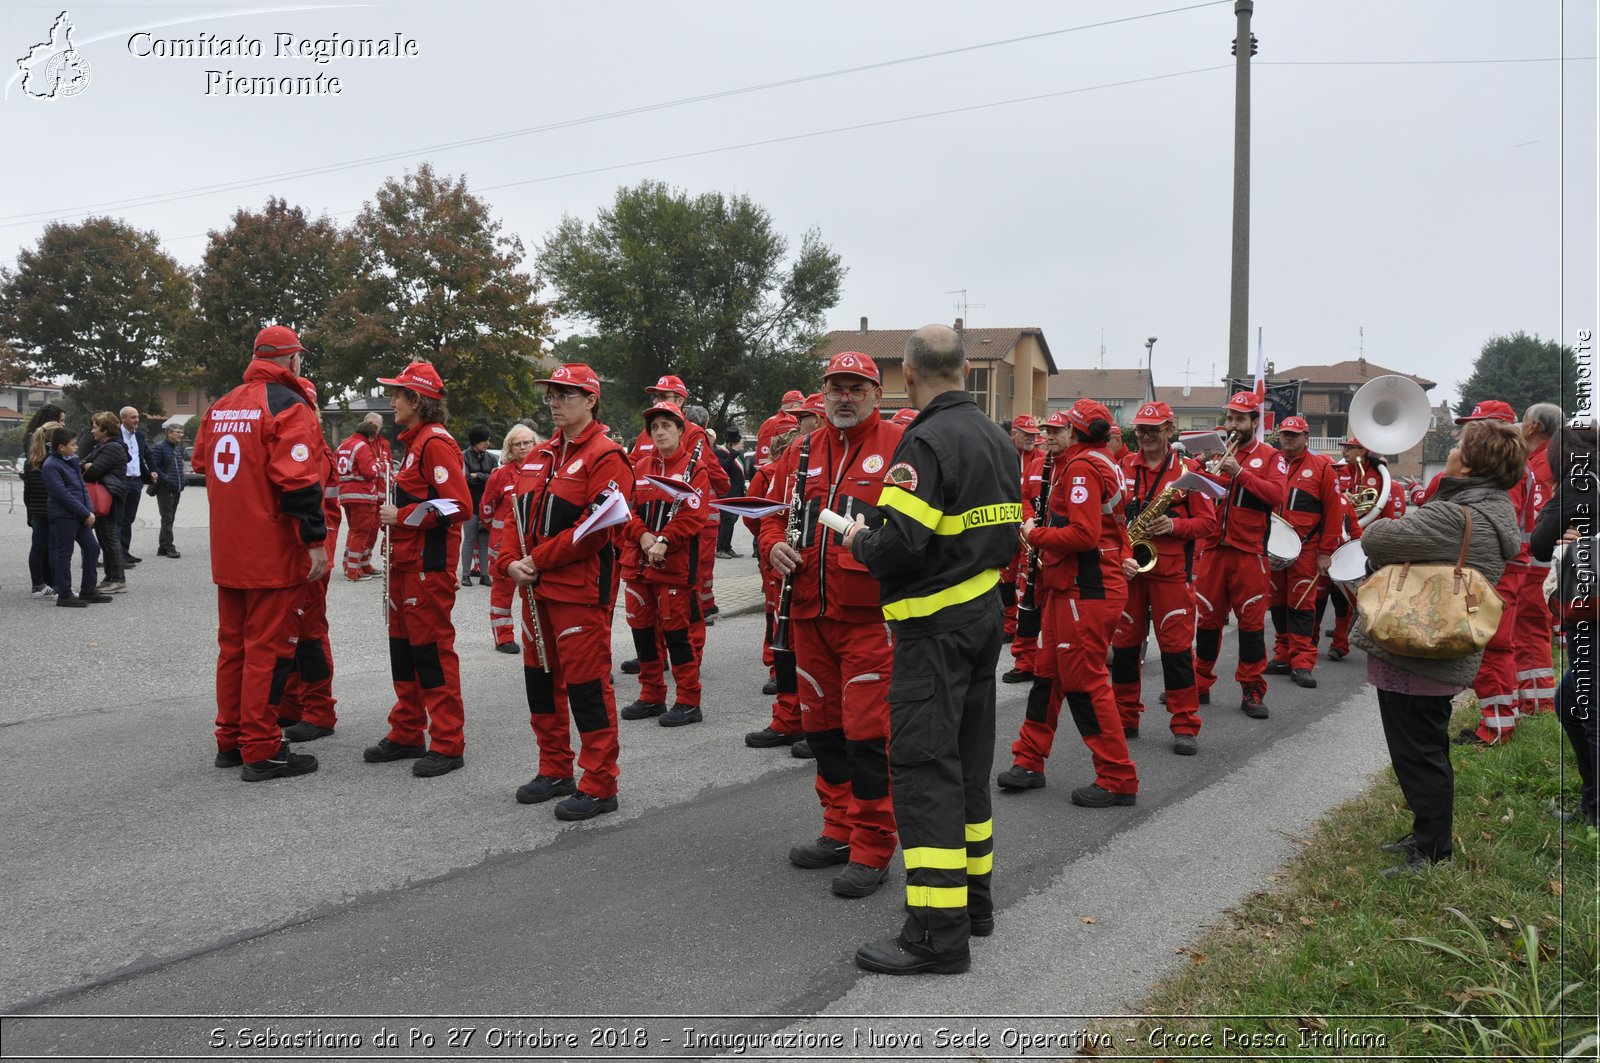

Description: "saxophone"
1127 482 1182 574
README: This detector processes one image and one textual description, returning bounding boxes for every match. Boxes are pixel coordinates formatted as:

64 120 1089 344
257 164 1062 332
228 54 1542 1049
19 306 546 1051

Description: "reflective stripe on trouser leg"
386 567 465 756
1471 571 1521 742
1150 578 1200 732
1060 595 1137 794
624 581 668 703
660 584 701 706
1512 565 1556 711
547 599 620 798
769 648 801 735
1110 578 1150 728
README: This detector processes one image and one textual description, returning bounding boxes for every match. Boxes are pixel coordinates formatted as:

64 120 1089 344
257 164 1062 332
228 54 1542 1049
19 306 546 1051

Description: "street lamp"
1144 337 1158 403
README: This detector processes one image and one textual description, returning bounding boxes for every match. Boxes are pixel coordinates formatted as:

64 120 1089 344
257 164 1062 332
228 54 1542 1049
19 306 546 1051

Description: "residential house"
1264 357 1437 477
1155 385 1231 432
0 378 66 428
1046 369 1152 424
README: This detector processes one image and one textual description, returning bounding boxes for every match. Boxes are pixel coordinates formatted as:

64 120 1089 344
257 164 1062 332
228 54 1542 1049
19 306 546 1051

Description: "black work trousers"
1376 686 1455 860
887 594 1002 958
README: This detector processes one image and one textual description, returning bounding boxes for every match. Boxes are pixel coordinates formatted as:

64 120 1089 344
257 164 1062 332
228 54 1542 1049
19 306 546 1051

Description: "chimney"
954 317 964 332
859 316 868 334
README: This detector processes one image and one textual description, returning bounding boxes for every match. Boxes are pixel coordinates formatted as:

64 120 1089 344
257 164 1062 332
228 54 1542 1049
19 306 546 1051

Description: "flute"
511 490 550 671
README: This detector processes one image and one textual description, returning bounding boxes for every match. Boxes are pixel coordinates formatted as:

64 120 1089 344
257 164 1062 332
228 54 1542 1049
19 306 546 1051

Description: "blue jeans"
1556 620 1598 822
29 518 51 589
50 517 100 598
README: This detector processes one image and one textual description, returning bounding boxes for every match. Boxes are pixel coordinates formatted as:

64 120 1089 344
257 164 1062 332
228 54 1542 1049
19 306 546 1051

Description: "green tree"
1457 332 1579 418
0 217 191 416
537 180 844 437
320 163 552 429
181 197 359 399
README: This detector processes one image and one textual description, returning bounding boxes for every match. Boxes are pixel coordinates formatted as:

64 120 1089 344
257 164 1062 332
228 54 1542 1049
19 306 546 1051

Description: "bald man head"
904 324 966 385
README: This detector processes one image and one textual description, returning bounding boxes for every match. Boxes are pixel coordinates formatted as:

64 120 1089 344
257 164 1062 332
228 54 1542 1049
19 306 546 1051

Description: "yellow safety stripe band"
965 819 993 843
879 486 1022 536
902 846 967 871
878 484 944 530
906 884 968 909
967 852 994 876
882 568 1001 622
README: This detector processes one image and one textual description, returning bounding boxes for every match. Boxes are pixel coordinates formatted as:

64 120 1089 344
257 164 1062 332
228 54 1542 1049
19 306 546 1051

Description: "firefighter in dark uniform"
842 323 1021 976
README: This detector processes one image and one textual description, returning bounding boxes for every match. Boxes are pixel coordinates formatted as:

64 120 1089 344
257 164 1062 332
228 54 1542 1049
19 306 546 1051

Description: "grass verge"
1093 707 1598 1060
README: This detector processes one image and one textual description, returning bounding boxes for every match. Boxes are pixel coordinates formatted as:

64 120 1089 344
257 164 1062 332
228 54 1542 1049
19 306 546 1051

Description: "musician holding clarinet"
497 364 634 821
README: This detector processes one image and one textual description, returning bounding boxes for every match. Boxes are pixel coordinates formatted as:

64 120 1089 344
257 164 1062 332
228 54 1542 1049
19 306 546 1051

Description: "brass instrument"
1206 431 1242 474
1350 457 1382 518
770 432 813 654
1127 482 1183 574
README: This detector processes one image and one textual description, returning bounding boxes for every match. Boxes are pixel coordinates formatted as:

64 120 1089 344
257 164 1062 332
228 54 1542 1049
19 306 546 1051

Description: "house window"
967 367 991 417
176 390 191 408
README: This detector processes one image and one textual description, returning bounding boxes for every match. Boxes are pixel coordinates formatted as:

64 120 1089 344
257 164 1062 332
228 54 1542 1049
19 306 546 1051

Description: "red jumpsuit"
1112 450 1215 735
1269 449 1344 673
1017 443 1134 793
1314 487 1362 658
280 430 341 730
481 462 519 648
192 359 328 763
758 411 903 869
1193 439 1287 703
746 462 801 737
633 423 728 620
383 422 471 757
1469 467 1540 742
1004 447 1047 675
623 438 711 710
335 432 381 580
1512 442 1555 714
495 420 634 799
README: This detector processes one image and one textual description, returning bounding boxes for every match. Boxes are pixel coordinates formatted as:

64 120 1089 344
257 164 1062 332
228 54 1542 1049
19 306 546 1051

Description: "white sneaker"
31 587 52 599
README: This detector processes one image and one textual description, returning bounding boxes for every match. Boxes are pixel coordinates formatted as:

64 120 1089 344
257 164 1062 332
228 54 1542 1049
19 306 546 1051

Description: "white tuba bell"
1348 375 1429 528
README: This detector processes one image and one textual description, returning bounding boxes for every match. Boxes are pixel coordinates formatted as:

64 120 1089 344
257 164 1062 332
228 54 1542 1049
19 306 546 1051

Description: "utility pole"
1144 336 1158 403
1226 0 1256 381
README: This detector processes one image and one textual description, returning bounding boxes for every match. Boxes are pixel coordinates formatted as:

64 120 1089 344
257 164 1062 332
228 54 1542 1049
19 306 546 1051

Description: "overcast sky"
4 0 1595 406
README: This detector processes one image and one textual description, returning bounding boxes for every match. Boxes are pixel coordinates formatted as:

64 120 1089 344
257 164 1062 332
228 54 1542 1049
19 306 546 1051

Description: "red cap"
296 377 318 405
1132 402 1173 426
647 374 688 399
253 325 304 359
780 390 805 410
535 363 601 395
1011 415 1041 434
1043 410 1073 430
799 393 826 417
823 351 880 384
769 412 799 432
641 401 685 428
1109 424 1123 436
1278 415 1309 434
891 408 918 426
1341 436 1365 448
1065 398 1115 434
378 361 446 399
1454 399 1516 425
1226 391 1263 413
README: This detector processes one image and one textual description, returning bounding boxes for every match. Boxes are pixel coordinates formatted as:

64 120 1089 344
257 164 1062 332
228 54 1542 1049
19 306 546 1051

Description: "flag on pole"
1253 326 1270 441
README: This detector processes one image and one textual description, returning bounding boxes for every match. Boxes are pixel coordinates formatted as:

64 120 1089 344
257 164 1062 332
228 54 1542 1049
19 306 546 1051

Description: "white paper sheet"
401 498 461 526
573 489 630 543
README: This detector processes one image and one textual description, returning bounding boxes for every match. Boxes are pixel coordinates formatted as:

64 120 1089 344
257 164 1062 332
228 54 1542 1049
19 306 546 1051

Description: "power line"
0 0 1231 227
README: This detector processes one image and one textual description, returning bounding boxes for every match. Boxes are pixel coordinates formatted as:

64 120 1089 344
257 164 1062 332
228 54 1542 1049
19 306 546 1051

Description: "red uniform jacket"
389 422 470 573
1031 442 1129 600
1209 438 1287 552
1121 449 1217 581
757 411 902 623
1278 449 1344 557
480 462 518 528
744 462 782 596
631 422 730 497
335 432 382 504
755 411 792 469
625 437 712 585
497 419 634 606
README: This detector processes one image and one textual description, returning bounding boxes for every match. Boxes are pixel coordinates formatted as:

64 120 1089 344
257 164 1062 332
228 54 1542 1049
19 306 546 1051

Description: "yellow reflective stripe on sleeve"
902 846 967 871
967 852 994 876
906 884 968 909
878 484 944 530
933 502 1023 535
964 819 993 843
882 568 1001 622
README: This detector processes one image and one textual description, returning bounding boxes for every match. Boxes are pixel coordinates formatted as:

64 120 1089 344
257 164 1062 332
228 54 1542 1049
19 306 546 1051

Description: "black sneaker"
1452 728 1491 747
82 593 114 604
1240 692 1269 719
1291 669 1318 689
516 774 576 804
363 737 427 762
413 751 464 777
1380 832 1418 854
1001 668 1035 684
1173 734 1199 756
124 554 143 565
56 596 88 608
705 605 720 617
495 642 519 654
996 765 1046 791
789 836 851 868
1380 850 1448 877
282 722 334 742
831 862 888 898
1124 726 1140 739
1070 783 1136 807
240 743 318 782
620 699 665 721
214 749 244 768
553 791 618 821
1327 647 1347 661
659 703 702 727
620 658 641 675
1265 659 1292 676
478 575 492 587
762 677 779 696
745 726 800 748
791 738 814 759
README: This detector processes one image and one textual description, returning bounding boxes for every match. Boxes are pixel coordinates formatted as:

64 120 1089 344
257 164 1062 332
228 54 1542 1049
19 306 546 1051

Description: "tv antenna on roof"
946 289 986 325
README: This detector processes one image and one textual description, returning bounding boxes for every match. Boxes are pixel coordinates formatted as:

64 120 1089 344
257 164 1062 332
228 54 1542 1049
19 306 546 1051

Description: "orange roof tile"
1047 368 1151 402
817 326 1057 373
1270 359 1435 390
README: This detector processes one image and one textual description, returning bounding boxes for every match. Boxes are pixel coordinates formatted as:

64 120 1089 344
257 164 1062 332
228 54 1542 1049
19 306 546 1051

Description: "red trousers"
521 595 620 799
215 584 305 761
1512 563 1556 714
341 502 379 579
794 615 896 868
1194 545 1271 700
278 570 337 728
697 530 717 613
1470 569 1522 743
1015 592 1136 793
624 579 703 707
765 607 801 735
1009 566 1038 673
1270 548 1322 672
385 567 465 757
488 543 516 646
1111 577 1201 735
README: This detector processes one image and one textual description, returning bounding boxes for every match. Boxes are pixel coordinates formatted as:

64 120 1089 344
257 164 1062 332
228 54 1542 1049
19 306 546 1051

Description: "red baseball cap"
1225 391 1263 413
780 390 805 410
1132 402 1174 426
891 408 918 427
647 374 688 399
378 361 446 399
1454 399 1516 425
1011 415 1041 434
253 325 304 359
823 351 880 384
641 401 685 428
1065 398 1115 434
1341 436 1366 448
535 363 601 395
1043 410 1073 430
799 393 826 417
1278 415 1309 434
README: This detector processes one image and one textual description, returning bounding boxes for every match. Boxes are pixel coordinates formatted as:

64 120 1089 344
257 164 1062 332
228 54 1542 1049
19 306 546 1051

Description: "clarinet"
650 438 704 566
1015 451 1052 640
769 432 813 654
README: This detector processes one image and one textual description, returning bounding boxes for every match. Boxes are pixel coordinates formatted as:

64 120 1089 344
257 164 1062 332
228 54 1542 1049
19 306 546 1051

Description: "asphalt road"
0 488 1392 1061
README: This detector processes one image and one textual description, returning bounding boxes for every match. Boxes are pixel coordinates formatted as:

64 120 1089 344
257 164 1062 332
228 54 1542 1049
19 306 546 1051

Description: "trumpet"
1206 431 1242 474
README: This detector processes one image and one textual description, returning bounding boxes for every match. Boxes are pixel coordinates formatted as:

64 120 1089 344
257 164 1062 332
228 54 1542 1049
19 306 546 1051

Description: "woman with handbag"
83 411 131 593
1354 420 1524 875
1531 423 1599 827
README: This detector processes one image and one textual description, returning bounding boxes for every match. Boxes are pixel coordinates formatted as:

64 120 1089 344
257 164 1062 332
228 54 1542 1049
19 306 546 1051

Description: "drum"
1266 514 1302 571
1328 539 1369 588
